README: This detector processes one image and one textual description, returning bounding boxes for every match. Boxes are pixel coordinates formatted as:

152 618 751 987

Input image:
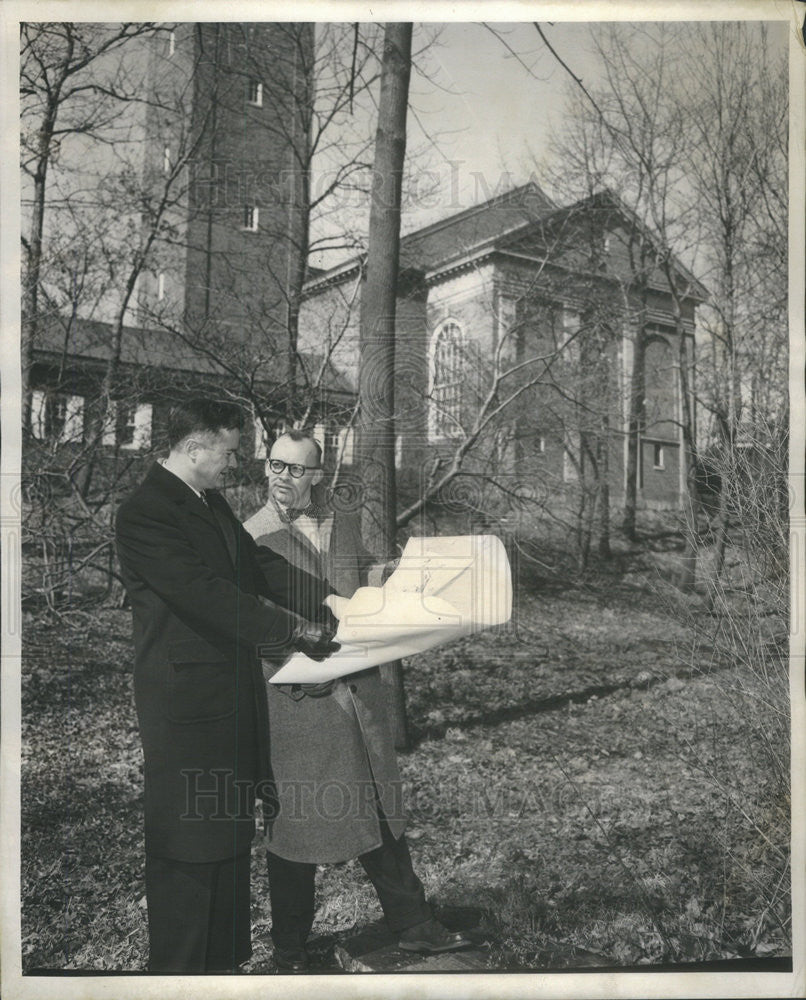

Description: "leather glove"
317 603 340 635
381 557 400 584
291 618 340 662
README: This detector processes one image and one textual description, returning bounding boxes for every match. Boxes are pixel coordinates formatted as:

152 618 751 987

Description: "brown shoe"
398 917 472 954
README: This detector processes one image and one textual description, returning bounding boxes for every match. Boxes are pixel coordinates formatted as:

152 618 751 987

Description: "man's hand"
291 618 340 662
381 557 400 584
317 603 340 636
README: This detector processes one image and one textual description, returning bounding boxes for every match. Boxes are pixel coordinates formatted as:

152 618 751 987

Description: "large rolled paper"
269 534 512 685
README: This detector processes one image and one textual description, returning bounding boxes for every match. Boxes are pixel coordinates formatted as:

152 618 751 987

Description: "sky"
18 19 630 310
16 13 792 277
404 22 602 223
308 20 611 265
308 16 791 268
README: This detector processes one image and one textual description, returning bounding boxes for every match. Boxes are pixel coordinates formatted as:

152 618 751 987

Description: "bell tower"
138 23 313 371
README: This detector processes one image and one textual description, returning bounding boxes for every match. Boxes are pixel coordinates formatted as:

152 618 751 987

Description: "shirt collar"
159 458 205 500
272 493 329 523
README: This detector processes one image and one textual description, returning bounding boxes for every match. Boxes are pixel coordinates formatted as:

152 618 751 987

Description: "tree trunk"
285 40 313 426
573 434 592 570
355 23 412 751
706 486 730 607
706 263 739 605
622 312 646 541
597 422 612 558
22 97 59 434
665 272 700 592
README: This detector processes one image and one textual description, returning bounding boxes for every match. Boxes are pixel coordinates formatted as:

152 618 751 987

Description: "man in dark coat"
244 430 471 971
115 400 338 974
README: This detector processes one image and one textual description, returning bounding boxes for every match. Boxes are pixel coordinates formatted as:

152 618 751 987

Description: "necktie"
286 503 317 522
200 490 238 567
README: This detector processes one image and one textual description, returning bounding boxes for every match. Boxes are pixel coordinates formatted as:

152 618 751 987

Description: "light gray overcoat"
243 493 407 863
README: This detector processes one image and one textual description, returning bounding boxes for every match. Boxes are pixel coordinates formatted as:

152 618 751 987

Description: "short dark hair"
273 429 323 466
167 398 243 449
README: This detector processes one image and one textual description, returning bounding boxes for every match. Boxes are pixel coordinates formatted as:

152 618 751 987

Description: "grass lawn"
19 579 790 972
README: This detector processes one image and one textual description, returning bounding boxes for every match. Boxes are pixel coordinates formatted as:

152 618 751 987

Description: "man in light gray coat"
244 430 470 971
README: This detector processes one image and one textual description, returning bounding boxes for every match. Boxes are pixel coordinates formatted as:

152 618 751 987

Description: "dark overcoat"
115 462 323 864
244 494 408 864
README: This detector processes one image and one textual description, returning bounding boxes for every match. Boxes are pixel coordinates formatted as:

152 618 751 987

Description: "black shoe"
398 917 473 954
273 945 309 973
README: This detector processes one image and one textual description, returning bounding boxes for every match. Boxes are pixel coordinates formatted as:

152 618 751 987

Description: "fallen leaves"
19 588 790 971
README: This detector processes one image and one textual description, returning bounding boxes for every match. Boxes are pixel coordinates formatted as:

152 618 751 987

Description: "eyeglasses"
268 459 321 479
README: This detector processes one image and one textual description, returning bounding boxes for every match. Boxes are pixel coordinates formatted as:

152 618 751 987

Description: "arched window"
428 319 464 440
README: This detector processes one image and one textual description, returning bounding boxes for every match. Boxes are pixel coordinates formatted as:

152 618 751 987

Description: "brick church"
301 183 706 512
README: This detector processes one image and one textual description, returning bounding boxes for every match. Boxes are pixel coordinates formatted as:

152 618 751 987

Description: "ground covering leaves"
19 579 790 972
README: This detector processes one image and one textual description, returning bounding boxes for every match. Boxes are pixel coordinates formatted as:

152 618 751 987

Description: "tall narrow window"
134 403 153 450
157 272 166 301
428 320 464 441
119 402 152 450
118 402 137 448
168 30 176 56
64 396 85 443
559 306 580 352
247 78 263 107
163 146 171 175
30 391 84 443
312 423 326 458
243 205 259 232
46 394 68 441
102 400 118 446
254 415 268 459
29 389 46 439
653 443 665 470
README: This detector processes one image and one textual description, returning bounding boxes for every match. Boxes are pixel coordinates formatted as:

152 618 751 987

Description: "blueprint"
269 534 513 685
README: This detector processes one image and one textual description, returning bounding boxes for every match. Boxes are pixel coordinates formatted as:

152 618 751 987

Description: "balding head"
266 431 323 509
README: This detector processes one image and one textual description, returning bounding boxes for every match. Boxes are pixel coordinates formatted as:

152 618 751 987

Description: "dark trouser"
145 851 251 973
266 815 431 952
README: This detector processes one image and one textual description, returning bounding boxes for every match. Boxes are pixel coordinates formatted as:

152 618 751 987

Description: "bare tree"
21 24 242 603
674 23 788 596
541 25 704 587
20 22 164 428
539 18 787 593
355 22 413 749
132 25 391 447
